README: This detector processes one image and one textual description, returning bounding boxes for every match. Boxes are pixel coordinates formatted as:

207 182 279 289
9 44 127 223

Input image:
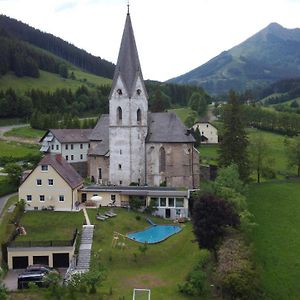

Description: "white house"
192 122 218 144
40 129 92 177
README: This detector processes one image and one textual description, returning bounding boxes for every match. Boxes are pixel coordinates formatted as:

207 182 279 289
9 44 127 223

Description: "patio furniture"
96 215 106 221
105 211 117 217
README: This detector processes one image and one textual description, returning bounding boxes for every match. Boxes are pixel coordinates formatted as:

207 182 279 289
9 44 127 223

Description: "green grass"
169 107 197 123
198 127 294 178
0 177 16 197
199 144 219 165
16 211 84 241
0 118 26 126
0 141 39 158
0 195 19 262
87 208 206 299
247 180 300 300
0 70 111 93
4 126 45 139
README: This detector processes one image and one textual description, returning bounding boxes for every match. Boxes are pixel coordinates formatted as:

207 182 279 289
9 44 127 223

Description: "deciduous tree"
192 193 240 253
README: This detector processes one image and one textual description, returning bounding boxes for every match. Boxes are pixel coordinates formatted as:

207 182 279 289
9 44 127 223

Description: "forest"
0 15 115 78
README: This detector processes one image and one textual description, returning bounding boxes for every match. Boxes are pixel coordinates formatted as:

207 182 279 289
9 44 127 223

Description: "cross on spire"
127 0 130 15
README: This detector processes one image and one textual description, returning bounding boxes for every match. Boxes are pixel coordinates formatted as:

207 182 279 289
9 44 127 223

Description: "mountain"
169 23 300 95
0 15 115 78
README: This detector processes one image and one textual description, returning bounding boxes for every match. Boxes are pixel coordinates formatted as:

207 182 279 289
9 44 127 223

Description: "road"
0 192 18 216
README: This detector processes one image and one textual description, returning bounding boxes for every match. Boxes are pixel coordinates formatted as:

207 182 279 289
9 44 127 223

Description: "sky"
1 0 300 81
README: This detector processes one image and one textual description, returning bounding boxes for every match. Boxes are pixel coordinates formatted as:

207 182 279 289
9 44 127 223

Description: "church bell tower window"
117 89 122 95
137 108 141 123
117 106 122 123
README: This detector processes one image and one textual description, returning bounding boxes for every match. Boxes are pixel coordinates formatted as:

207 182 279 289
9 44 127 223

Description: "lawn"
16 211 84 242
4 126 45 139
87 208 206 300
199 144 219 165
247 180 300 300
0 141 40 159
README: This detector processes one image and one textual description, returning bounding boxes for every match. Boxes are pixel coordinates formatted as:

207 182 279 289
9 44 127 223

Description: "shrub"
215 234 260 300
178 250 212 296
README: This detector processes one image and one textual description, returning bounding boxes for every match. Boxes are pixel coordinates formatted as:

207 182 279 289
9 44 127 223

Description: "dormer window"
117 89 122 95
137 89 141 95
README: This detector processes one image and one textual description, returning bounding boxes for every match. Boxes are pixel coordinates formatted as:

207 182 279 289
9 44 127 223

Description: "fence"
7 229 78 248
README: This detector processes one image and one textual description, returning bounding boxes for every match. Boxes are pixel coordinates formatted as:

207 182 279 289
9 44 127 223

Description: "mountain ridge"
169 23 300 95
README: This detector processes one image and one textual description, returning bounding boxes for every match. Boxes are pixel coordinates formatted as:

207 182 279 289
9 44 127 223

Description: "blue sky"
1 0 300 81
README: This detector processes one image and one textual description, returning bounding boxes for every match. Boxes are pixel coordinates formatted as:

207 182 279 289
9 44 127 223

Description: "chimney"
56 154 62 163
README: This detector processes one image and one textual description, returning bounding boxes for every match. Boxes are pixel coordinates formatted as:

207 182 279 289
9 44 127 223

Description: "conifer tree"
218 90 250 182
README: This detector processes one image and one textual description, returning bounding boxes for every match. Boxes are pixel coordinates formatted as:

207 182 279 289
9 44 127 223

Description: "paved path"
0 124 28 139
0 124 39 144
0 192 18 216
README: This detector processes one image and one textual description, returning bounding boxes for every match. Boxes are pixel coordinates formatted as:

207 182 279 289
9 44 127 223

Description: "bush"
215 234 260 300
178 250 212 297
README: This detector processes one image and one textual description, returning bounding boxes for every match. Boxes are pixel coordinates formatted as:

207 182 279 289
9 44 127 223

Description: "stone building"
88 10 200 188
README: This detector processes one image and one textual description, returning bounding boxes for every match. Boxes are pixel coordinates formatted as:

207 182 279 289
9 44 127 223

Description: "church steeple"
109 9 147 98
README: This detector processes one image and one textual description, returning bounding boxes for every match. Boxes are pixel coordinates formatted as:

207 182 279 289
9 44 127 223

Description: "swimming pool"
127 225 182 244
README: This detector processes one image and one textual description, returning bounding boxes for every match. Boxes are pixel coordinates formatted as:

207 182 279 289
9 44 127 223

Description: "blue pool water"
127 225 182 244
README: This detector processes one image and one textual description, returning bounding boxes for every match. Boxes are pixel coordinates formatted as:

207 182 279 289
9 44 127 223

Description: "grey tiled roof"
38 154 83 189
146 112 195 143
88 114 109 155
40 129 92 143
109 13 147 98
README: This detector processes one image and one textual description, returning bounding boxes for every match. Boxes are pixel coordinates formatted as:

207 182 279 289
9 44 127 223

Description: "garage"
12 256 28 269
33 255 49 266
53 253 69 268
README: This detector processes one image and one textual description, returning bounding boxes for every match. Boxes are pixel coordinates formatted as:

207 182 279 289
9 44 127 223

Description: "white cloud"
1 0 300 81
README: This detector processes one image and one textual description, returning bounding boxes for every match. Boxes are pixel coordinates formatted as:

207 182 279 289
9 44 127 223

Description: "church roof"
146 112 195 143
88 114 109 155
109 12 147 98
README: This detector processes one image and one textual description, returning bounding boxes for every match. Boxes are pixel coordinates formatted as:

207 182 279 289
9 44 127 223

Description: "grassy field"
169 107 196 123
0 70 111 93
198 127 295 178
4 126 45 139
0 141 39 158
87 208 206 299
16 211 84 242
247 180 300 300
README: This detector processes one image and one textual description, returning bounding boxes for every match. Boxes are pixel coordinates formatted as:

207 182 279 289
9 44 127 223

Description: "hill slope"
0 14 115 78
169 23 300 95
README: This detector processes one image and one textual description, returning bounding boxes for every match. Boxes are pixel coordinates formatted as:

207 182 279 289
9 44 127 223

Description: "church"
87 10 199 188
40 9 200 189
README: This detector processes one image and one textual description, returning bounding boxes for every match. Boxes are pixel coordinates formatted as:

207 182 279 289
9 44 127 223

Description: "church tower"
108 8 148 186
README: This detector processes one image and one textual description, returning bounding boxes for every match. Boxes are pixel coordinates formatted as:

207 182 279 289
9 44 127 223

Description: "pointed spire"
109 9 146 98
127 0 130 15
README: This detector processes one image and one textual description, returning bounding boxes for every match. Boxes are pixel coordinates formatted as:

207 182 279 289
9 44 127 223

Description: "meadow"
0 69 111 93
247 180 300 300
4 126 45 139
0 141 39 159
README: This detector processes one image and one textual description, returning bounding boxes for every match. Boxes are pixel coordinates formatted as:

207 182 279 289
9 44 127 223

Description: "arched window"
159 147 166 172
117 106 122 122
137 108 141 123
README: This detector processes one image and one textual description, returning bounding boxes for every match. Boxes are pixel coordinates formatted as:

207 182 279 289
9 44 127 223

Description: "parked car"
17 272 48 289
24 264 58 275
